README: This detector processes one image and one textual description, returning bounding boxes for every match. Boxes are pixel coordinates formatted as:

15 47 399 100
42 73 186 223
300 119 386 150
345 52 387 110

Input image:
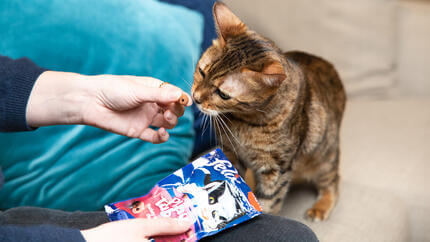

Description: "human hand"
80 73 192 143
26 71 192 143
81 217 192 242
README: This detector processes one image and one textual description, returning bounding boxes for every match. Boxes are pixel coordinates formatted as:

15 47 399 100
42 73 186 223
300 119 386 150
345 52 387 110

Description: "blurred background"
223 0 430 241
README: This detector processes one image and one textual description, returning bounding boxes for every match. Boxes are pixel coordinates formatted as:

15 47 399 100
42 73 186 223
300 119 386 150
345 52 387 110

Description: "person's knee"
256 214 318 242
283 219 319 242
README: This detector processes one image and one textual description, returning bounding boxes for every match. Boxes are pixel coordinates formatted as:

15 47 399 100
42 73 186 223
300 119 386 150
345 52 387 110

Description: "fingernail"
166 111 174 121
169 90 182 100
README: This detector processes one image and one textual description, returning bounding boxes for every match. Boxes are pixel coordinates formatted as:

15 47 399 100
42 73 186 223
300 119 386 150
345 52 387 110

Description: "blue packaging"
105 148 262 241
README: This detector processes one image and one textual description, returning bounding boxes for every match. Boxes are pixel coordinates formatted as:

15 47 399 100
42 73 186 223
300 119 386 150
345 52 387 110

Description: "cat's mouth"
197 104 220 117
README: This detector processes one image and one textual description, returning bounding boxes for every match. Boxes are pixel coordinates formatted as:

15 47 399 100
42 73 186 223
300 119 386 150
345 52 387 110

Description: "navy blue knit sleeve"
0 55 46 132
0 225 85 242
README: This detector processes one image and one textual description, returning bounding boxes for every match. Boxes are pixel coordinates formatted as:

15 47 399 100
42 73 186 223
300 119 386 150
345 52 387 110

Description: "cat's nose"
193 93 202 104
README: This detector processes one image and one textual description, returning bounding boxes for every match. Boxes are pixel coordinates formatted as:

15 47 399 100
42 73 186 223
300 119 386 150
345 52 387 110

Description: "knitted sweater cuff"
0 56 46 132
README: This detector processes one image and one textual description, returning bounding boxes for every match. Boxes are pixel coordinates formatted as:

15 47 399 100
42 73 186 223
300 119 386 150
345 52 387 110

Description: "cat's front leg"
222 147 246 176
253 163 291 215
222 147 258 191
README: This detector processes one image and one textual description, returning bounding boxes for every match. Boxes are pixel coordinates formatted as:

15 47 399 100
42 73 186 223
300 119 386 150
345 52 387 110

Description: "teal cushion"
0 0 203 211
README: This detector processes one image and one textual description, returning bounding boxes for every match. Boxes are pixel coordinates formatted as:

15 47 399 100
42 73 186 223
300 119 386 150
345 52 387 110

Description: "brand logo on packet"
208 159 238 181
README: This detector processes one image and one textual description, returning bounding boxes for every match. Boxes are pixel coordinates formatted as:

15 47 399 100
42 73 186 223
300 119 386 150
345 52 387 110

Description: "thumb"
140 218 193 237
135 85 183 104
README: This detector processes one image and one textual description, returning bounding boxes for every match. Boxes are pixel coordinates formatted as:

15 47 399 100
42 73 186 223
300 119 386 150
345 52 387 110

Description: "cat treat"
179 93 189 105
105 149 262 241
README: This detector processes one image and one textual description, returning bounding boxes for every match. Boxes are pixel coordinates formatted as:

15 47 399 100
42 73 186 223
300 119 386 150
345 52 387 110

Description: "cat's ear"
243 61 286 87
261 61 287 87
203 174 212 185
213 2 247 45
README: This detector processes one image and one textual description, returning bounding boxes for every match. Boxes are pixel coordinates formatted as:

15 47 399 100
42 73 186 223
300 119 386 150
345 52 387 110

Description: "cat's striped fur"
192 2 346 221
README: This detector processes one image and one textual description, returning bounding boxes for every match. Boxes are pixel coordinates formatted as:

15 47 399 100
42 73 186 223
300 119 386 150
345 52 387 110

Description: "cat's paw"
305 207 329 222
258 198 282 215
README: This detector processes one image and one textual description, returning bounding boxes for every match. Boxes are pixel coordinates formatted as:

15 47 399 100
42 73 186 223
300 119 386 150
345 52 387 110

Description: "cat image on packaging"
177 170 248 232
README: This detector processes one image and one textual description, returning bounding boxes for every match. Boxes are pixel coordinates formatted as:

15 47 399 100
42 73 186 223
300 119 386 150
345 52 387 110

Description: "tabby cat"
192 2 346 221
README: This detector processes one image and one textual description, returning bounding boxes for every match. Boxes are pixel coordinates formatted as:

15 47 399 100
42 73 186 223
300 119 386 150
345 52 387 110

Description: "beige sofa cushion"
341 99 430 242
396 1 430 97
280 181 409 242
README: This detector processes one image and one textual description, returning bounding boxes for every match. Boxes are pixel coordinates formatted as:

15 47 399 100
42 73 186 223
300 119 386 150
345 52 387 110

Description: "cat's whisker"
209 115 214 145
209 115 211 139
201 114 210 138
206 115 212 136
200 117 204 133
218 116 239 156
217 117 225 147
218 115 235 138
218 115 241 147
199 112 205 129
219 113 232 124
213 116 223 147
217 117 224 147
220 124 236 154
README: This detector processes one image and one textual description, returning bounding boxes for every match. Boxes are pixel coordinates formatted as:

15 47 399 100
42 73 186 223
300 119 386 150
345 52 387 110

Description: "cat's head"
192 2 287 116
200 174 244 230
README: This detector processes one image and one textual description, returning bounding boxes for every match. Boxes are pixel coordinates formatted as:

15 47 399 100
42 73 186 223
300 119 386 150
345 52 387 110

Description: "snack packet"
105 148 262 241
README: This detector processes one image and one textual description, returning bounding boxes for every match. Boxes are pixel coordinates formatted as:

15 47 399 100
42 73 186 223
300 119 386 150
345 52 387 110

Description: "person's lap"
0 207 318 242
201 214 318 242
0 207 108 230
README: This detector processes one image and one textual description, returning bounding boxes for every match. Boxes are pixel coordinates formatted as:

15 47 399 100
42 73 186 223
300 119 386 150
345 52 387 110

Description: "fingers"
139 127 169 144
137 218 193 237
163 110 178 128
130 78 193 106
81 217 193 242
150 101 185 129
160 102 185 117
150 110 177 130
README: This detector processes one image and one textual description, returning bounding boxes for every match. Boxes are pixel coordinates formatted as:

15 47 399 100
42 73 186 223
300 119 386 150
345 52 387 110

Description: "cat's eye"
198 68 206 78
216 89 231 100
209 196 215 204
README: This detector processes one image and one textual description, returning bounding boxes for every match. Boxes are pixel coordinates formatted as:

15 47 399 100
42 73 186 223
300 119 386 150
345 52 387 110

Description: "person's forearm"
26 71 93 127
